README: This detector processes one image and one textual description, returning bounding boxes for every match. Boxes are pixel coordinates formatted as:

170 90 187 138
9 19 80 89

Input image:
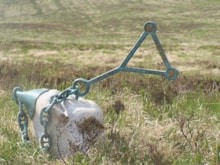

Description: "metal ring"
165 67 179 80
72 78 90 97
144 21 157 33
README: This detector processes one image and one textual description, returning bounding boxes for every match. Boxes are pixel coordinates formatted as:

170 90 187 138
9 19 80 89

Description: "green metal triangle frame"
72 21 179 98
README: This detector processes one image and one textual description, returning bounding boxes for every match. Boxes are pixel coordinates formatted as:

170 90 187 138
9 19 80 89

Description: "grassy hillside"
0 0 220 164
0 0 220 75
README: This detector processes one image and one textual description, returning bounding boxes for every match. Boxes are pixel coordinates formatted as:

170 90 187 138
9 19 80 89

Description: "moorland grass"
0 0 220 164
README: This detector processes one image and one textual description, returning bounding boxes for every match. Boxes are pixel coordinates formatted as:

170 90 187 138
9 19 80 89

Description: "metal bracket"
13 87 49 118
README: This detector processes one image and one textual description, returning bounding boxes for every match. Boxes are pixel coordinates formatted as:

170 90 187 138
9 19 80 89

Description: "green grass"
0 0 220 164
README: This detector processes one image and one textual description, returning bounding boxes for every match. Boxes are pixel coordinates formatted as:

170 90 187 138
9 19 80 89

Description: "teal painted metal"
13 87 49 118
72 21 179 98
12 21 179 150
13 87 49 142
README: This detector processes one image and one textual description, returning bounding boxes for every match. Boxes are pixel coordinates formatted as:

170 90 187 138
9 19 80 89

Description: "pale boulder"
32 89 104 158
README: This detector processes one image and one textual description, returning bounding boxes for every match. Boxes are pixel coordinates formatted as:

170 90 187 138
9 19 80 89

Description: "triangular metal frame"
72 21 179 97
119 21 179 79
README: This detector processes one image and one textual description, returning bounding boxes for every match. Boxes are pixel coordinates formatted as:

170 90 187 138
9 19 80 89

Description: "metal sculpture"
12 21 179 151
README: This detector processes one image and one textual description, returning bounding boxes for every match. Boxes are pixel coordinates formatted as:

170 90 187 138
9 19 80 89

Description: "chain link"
53 87 79 103
17 101 29 141
14 86 80 151
39 99 55 150
39 87 79 150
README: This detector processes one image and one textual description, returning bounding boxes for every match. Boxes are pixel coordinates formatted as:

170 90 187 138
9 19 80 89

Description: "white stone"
32 89 104 158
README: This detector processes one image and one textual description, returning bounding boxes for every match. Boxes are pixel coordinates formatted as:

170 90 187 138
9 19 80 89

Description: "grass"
0 0 220 164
